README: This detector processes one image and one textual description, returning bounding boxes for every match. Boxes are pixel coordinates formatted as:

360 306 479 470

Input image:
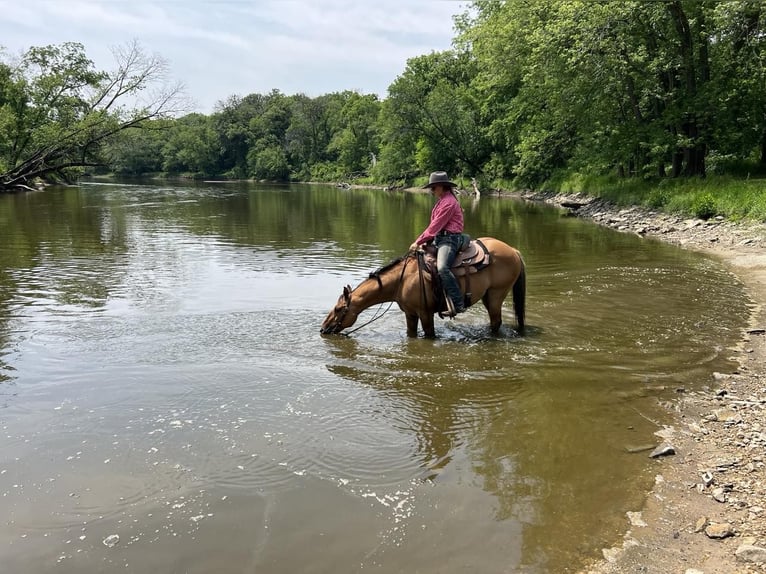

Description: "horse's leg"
482 288 510 334
420 313 436 338
405 313 420 338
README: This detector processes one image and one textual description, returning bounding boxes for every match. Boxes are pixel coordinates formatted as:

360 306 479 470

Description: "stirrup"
438 297 464 319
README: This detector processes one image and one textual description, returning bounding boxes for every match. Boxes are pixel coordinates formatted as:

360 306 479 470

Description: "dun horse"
320 237 525 338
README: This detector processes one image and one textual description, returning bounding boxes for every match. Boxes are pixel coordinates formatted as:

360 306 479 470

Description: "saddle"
421 236 493 318
422 235 492 276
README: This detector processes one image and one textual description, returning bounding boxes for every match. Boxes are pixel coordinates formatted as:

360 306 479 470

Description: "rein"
416 250 428 310
342 252 413 335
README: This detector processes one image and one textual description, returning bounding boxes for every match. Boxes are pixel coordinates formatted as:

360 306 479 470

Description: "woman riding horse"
408 171 466 317
320 237 525 338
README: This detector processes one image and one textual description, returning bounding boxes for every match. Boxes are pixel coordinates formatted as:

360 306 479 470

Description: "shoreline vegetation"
5 2 766 199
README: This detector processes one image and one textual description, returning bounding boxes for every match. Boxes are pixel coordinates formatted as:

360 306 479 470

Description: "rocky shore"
514 191 766 574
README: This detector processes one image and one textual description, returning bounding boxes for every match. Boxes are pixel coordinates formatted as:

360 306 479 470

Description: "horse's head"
320 285 359 335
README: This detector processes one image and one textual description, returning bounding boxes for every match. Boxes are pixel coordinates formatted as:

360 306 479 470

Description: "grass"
536 172 766 221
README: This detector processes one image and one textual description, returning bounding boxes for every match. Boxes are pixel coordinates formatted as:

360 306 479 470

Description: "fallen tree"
0 40 187 192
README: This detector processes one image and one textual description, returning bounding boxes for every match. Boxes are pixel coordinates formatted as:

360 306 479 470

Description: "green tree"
286 94 335 179
706 0 766 170
327 92 381 177
247 142 289 180
161 113 219 176
0 41 186 191
378 50 489 183
241 89 293 180
461 0 766 183
104 120 169 175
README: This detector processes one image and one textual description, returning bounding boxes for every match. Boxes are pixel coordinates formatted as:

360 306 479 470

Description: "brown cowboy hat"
422 171 457 189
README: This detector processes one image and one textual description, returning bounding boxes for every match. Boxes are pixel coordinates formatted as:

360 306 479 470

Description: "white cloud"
0 0 467 112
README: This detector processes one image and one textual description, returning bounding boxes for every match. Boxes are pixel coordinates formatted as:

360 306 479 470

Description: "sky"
0 0 468 114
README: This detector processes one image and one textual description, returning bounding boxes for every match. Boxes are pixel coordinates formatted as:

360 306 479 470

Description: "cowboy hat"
422 171 456 189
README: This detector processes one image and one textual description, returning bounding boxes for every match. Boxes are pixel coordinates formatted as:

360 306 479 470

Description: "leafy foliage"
3 2 766 195
0 41 186 190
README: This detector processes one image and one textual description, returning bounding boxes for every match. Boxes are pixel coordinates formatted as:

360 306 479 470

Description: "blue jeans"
435 234 464 311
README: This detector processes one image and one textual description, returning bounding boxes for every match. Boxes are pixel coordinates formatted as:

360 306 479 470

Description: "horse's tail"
513 256 526 334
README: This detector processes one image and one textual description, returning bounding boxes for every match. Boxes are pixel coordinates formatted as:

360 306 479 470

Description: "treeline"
106 89 384 184
2 1 765 193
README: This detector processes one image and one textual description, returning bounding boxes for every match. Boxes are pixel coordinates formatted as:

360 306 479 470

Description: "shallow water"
0 181 749 573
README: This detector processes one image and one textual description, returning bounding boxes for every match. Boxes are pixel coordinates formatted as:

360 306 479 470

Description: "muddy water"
0 181 749 573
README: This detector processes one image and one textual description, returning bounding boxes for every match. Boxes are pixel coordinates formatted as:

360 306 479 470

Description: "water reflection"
321 327 672 570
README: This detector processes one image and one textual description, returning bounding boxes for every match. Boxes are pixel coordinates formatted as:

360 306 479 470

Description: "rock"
704 522 735 539
649 443 676 458
735 544 766 563
714 409 742 424
560 200 586 209
712 487 728 503
694 516 708 533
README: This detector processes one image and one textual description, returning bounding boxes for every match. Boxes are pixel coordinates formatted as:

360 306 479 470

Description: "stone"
694 517 708 533
704 522 735 539
649 443 676 458
712 487 728 503
735 544 766 563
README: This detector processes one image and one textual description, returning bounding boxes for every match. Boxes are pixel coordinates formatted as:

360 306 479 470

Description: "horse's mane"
369 255 406 279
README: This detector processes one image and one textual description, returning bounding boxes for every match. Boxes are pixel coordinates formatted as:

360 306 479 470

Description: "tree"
160 113 219 176
0 40 186 191
327 92 381 177
247 143 289 181
285 94 335 179
103 120 169 175
461 0 766 184
378 50 490 183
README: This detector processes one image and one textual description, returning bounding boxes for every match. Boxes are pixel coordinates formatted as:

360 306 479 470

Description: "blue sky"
0 0 468 114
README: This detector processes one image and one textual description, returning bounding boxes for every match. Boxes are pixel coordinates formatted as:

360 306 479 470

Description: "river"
0 180 749 573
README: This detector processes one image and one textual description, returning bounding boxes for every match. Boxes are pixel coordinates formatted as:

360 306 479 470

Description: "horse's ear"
343 285 352 301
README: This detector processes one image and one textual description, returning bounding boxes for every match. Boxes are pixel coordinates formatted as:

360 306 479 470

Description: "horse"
320 237 526 338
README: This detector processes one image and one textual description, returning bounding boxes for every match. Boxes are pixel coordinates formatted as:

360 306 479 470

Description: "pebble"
711 487 728 503
694 517 708 533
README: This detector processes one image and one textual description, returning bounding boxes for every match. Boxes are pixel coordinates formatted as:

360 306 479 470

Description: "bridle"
327 252 416 335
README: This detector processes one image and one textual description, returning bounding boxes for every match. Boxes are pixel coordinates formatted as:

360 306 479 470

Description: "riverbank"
514 191 766 574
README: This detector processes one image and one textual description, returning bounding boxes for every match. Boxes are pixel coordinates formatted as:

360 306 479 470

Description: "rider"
409 171 466 316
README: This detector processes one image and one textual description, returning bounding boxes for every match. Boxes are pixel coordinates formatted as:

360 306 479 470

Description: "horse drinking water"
320 237 525 338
